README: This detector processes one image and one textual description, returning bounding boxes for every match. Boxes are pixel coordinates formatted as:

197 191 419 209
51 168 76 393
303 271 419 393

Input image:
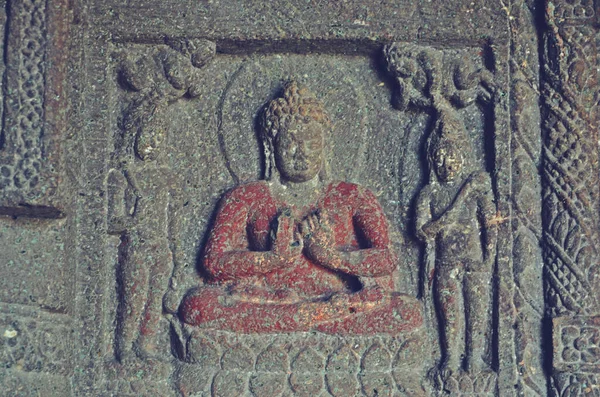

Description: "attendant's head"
262 81 330 182
431 138 463 183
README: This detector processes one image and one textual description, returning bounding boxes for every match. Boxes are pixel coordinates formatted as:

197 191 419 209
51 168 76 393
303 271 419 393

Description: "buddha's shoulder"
223 181 272 203
327 181 372 197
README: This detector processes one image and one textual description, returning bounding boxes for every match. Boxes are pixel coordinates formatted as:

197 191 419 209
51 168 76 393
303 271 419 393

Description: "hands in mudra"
271 208 335 265
299 210 334 251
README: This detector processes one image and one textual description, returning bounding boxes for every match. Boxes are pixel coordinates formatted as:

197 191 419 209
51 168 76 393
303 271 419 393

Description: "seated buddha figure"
180 81 422 334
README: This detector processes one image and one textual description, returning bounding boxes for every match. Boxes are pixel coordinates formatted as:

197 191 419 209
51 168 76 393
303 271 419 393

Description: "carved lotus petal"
326 373 359 397
575 336 587 351
326 346 359 397
255 344 288 372
581 346 600 363
579 327 596 344
326 345 358 372
186 335 220 366
289 373 323 396
359 372 394 397
392 337 426 369
290 348 324 396
221 344 254 371
212 371 248 397
361 343 392 372
392 370 427 396
562 347 580 363
175 363 213 396
458 373 474 393
562 326 580 345
291 347 324 372
249 373 286 397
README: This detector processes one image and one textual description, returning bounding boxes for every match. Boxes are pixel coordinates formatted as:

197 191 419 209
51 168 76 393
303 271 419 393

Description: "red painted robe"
203 180 396 298
181 181 423 334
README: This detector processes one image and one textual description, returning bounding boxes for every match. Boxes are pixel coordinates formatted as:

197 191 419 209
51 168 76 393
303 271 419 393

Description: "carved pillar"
508 0 546 395
541 0 600 394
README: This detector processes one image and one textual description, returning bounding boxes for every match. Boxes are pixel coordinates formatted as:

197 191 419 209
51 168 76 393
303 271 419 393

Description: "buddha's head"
262 81 330 183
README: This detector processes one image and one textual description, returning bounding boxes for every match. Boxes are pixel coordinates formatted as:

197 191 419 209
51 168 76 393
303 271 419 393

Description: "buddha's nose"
294 150 309 170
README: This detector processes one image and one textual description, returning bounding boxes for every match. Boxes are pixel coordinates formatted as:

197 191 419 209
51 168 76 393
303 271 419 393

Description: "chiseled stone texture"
3 0 599 396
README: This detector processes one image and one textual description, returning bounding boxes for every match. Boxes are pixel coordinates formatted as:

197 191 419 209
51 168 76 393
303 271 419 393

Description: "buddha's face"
274 118 324 183
433 143 463 183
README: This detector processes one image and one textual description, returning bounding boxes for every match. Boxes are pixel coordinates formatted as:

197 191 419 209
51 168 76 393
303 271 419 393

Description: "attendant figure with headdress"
415 105 497 374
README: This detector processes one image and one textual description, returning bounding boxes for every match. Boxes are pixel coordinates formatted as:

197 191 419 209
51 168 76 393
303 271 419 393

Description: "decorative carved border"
541 0 600 395
0 303 73 376
508 0 546 395
552 316 600 395
0 0 68 217
0 0 48 201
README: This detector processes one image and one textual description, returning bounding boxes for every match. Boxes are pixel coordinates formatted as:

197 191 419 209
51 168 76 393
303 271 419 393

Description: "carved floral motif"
560 326 600 365
175 331 428 396
543 1 600 393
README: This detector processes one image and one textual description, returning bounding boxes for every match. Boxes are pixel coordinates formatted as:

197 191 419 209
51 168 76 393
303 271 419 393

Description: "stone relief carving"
541 1 600 395
385 43 498 392
0 0 68 216
103 38 506 394
179 81 423 335
552 316 600 396
415 110 497 375
541 8 599 318
117 38 216 161
0 0 48 200
175 332 427 396
507 1 546 394
4 0 600 394
108 40 216 361
383 42 495 112
90 4 599 394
